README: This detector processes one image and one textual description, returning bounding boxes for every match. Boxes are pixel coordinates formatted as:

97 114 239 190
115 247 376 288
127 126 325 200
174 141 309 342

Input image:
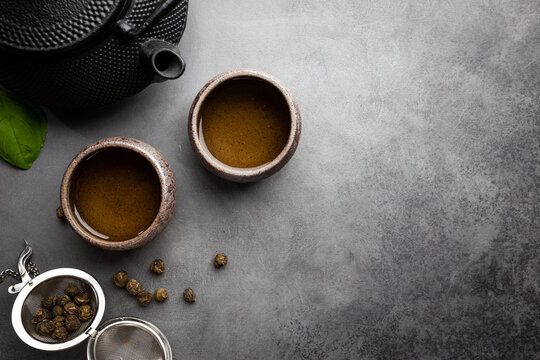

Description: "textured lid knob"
0 0 127 55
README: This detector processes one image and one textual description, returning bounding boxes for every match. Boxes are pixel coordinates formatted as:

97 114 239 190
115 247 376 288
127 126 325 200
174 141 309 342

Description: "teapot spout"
140 39 186 83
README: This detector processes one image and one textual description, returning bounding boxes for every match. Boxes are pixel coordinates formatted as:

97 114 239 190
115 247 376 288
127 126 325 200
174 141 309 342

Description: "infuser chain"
27 261 40 277
0 268 20 283
0 262 38 283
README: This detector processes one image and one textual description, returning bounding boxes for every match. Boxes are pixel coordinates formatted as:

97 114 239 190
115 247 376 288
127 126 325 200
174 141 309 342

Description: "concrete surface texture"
0 0 538 359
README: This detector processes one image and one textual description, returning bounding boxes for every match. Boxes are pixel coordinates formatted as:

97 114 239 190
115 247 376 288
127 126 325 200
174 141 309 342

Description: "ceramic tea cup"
60 137 177 251
188 69 301 183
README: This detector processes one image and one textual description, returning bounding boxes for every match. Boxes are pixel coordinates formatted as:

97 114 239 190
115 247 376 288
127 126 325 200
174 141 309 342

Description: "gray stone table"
0 1 538 359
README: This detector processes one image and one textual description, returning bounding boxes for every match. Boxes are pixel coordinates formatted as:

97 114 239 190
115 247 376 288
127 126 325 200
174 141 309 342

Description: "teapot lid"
0 0 128 55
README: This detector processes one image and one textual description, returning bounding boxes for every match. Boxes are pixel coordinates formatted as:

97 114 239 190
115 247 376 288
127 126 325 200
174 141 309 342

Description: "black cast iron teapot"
0 0 188 109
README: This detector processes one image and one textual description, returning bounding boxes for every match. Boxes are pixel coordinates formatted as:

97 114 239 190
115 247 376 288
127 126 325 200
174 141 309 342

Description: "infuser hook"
0 241 39 294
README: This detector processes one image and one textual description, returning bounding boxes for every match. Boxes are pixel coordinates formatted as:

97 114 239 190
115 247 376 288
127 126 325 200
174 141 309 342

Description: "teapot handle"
116 0 184 40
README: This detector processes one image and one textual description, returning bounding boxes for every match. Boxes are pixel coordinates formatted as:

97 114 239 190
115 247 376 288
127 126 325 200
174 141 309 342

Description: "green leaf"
0 91 47 170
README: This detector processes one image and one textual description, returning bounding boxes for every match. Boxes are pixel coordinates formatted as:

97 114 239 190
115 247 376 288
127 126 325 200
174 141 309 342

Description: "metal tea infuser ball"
1 242 172 359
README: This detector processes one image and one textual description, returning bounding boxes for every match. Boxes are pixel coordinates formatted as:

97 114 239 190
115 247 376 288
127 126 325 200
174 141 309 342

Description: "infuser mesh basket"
11 261 170 358
92 323 165 360
21 276 97 343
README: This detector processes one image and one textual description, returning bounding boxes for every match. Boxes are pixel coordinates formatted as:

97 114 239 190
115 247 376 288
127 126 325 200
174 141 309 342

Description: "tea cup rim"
60 137 177 251
188 68 301 182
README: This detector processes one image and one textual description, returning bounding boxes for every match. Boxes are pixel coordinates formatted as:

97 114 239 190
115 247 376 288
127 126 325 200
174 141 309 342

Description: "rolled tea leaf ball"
183 288 196 303
154 288 168 302
126 279 142 296
51 327 69 341
74 291 90 305
65 315 81 332
137 290 153 307
36 320 55 336
51 316 66 328
52 305 64 317
32 309 52 324
214 253 228 268
78 305 94 321
63 302 79 316
112 270 129 288
41 296 57 310
150 259 165 275
65 283 81 297
57 295 71 306
56 206 65 219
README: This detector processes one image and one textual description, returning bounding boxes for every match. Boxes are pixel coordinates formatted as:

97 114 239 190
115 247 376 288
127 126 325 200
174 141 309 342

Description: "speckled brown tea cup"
188 69 301 183
60 137 177 251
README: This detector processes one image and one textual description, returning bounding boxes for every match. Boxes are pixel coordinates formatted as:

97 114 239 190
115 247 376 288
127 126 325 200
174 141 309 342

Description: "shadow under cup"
60 137 177 251
188 69 302 183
